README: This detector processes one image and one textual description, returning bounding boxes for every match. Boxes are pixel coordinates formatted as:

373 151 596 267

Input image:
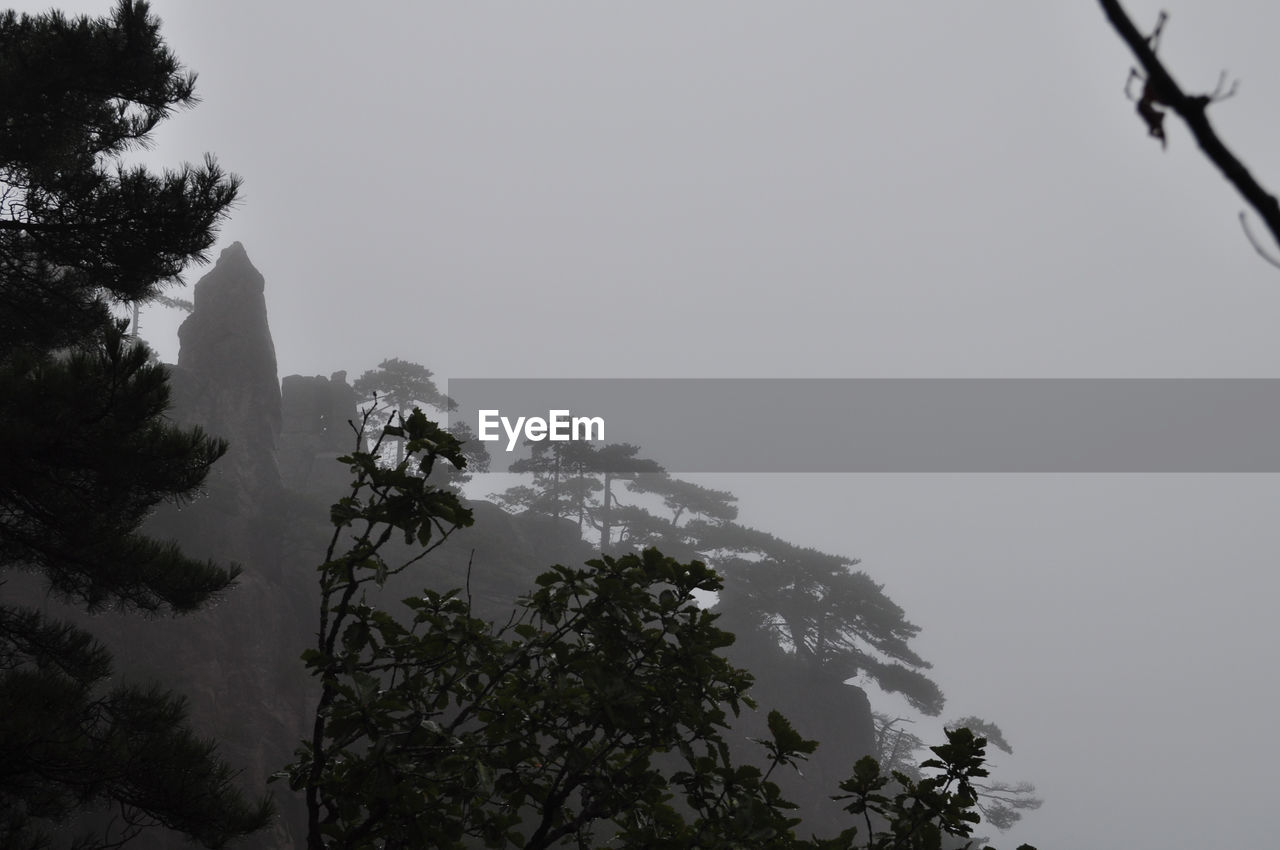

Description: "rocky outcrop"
278 371 359 495
171 241 283 517
280 372 357 451
131 244 305 848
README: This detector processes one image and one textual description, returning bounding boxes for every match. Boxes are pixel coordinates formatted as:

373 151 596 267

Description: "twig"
1238 212 1280 269
465 548 475 614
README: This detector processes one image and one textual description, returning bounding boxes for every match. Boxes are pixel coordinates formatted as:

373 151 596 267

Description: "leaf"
766 709 817 759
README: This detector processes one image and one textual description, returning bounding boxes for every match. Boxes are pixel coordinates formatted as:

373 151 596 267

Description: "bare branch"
1099 1 1280 263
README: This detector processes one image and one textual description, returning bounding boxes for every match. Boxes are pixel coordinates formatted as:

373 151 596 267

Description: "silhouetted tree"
871 713 1041 836
498 461 942 714
944 717 1043 833
614 473 739 557
628 474 740 527
353 358 455 464
498 441 571 519
0 2 271 846
585 443 664 552
499 441 603 532
872 713 926 782
499 442 667 550
439 419 491 491
695 522 944 716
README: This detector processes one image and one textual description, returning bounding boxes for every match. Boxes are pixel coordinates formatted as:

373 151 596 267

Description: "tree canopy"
501 458 944 716
352 357 489 486
291 412 1037 850
0 2 270 846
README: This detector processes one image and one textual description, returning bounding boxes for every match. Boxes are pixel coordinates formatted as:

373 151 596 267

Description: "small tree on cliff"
497 441 663 547
352 357 489 488
590 442 664 552
353 357 455 464
611 473 740 557
692 521 945 717
0 2 271 846
499 440 602 529
498 464 943 714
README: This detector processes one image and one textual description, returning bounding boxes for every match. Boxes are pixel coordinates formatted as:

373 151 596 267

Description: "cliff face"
278 371 359 496
720 626 877 835
106 243 874 846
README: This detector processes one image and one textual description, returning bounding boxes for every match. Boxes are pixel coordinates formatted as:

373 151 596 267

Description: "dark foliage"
0 2 270 846
292 413 1037 849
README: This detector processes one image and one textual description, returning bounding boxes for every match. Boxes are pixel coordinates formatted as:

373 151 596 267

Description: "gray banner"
445 379 1280 472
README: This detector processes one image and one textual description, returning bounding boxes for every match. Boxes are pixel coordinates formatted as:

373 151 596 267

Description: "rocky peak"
172 241 282 506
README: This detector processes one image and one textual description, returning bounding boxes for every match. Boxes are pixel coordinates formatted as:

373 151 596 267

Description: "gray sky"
20 1 1280 846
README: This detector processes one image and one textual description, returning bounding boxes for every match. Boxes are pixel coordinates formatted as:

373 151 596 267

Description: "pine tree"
353 358 455 465
0 2 271 846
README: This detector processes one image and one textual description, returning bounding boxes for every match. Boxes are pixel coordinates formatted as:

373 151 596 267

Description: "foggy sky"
15 2 1280 847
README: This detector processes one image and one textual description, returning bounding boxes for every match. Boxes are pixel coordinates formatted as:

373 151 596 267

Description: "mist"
8 2 1280 848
